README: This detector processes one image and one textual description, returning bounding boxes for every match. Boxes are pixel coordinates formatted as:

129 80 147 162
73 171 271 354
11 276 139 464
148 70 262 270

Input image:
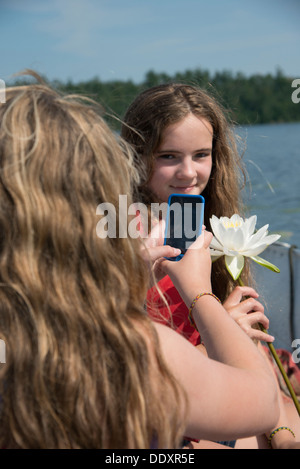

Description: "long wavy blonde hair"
0 72 185 448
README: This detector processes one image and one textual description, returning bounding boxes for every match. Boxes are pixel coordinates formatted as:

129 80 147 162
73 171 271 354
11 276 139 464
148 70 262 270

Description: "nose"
176 157 197 179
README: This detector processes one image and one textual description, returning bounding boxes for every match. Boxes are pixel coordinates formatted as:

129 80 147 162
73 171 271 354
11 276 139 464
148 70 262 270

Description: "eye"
157 153 176 160
194 151 211 159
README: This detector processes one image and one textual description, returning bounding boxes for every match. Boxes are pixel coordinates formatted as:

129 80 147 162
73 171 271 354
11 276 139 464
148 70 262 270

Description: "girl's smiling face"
147 113 213 203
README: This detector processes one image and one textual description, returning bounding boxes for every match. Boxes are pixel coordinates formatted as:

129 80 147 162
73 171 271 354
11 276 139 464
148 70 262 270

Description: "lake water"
237 122 300 248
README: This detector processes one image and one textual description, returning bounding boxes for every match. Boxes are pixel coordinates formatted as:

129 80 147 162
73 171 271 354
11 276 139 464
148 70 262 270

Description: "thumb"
187 230 213 250
144 245 181 262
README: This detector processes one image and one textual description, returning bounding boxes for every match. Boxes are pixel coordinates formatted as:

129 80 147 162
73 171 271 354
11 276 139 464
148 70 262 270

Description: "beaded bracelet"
188 292 221 329
268 426 296 448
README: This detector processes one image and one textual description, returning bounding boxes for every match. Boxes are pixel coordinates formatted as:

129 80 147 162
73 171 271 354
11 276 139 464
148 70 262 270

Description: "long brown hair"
0 73 185 448
121 83 250 300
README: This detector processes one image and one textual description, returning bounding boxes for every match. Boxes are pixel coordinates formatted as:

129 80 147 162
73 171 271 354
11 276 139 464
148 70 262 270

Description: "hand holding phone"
164 194 205 261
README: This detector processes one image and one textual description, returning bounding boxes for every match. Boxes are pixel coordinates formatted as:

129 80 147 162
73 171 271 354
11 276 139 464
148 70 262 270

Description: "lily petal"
230 214 243 226
210 250 224 261
244 215 257 236
209 236 224 251
242 234 281 256
231 226 246 250
225 254 244 281
222 226 237 249
248 224 269 247
210 215 223 243
223 246 240 256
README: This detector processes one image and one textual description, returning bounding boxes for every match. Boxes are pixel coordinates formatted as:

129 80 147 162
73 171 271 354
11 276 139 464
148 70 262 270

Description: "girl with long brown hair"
121 83 272 348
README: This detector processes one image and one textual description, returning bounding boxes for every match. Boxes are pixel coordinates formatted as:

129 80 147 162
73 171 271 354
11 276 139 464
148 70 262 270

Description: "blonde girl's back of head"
0 72 185 448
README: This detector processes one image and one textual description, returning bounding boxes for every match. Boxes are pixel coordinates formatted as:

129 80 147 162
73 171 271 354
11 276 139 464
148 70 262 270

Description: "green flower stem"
237 277 300 417
258 323 300 417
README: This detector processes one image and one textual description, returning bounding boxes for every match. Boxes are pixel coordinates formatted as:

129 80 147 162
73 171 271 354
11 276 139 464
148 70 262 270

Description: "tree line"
13 67 300 130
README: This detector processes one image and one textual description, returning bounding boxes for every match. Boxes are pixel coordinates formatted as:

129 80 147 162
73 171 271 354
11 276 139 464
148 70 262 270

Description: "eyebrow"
156 148 212 154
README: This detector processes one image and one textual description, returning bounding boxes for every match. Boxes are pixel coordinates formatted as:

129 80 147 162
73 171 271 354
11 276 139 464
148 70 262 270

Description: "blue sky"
1 0 299 84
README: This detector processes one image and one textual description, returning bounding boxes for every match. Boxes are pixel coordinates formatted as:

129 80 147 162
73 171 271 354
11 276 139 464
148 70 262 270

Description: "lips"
170 185 197 192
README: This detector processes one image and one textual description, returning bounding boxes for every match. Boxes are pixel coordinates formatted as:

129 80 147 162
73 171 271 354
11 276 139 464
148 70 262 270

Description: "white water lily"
209 215 300 416
209 214 281 280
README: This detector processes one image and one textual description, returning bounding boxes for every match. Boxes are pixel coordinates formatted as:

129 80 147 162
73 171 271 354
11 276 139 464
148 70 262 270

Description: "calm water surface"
237 122 300 248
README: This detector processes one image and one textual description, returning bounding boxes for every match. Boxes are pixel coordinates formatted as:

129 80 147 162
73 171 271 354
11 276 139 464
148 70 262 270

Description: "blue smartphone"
164 194 205 261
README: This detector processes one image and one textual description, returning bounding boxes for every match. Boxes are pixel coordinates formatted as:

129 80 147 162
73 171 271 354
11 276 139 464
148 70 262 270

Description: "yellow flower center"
223 219 242 229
